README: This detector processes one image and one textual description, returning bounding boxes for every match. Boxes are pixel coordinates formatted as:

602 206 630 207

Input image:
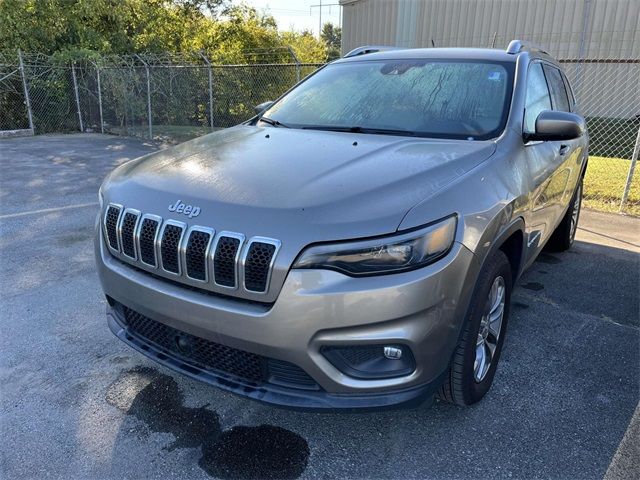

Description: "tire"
546 180 583 252
438 249 512 406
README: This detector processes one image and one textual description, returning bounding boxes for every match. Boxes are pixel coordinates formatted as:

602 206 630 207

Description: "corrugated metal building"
339 0 640 118
340 0 639 56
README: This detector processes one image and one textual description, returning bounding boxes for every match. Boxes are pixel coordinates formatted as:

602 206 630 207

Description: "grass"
586 117 639 159
584 156 639 216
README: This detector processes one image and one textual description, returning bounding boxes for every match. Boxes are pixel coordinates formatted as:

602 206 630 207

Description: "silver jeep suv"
96 41 587 409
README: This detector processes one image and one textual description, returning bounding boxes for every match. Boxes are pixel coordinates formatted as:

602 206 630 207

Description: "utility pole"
319 0 322 39
310 2 341 40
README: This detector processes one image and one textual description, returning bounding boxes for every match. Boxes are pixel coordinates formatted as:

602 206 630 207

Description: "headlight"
293 215 457 276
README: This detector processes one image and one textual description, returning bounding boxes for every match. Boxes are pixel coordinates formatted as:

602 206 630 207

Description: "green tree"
0 0 227 54
0 0 329 133
320 21 341 60
281 29 327 64
203 4 282 63
0 0 328 64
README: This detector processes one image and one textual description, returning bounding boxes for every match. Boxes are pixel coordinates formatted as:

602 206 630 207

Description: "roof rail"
506 40 549 55
343 45 405 58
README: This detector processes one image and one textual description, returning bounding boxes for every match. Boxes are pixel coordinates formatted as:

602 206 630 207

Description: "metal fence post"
17 50 34 134
71 61 84 132
95 62 104 134
199 52 214 131
620 125 640 212
288 46 301 82
136 54 152 139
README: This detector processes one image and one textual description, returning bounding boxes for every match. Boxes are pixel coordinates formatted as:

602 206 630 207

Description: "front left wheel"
438 249 512 406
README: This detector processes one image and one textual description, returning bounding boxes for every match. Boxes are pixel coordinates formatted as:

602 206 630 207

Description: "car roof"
334 47 558 65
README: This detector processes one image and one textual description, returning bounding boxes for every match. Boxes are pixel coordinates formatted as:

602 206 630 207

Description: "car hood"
104 125 496 243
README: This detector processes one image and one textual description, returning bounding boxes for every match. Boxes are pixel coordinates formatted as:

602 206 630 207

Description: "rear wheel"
438 250 512 406
546 180 583 252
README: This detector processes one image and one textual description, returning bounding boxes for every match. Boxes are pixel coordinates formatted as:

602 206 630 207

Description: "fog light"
383 346 403 359
321 344 415 380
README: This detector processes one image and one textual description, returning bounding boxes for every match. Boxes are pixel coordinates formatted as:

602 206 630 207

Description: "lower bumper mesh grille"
119 304 318 390
268 359 319 390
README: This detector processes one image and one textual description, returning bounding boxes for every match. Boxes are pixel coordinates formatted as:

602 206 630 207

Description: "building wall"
339 0 640 118
340 0 639 57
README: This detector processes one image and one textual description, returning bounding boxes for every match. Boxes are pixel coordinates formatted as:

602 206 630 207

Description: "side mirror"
254 101 274 115
526 110 585 142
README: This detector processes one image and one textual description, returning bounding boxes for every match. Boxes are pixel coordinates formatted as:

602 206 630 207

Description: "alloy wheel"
474 276 506 382
570 184 582 241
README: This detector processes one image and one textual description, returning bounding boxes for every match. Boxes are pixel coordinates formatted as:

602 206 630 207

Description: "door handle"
559 144 569 156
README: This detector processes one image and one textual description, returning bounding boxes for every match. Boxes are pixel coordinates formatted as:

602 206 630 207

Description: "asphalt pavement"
1 134 638 479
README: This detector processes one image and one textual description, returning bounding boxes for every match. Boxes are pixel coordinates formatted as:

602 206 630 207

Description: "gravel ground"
1 134 638 479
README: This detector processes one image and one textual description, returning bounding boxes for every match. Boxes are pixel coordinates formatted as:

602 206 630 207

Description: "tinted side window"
524 62 552 133
543 65 570 112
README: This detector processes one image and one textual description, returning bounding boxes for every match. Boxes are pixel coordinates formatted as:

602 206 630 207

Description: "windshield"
260 59 515 140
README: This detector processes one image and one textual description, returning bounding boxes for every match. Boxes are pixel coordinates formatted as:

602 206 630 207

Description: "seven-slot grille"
244 241 277 293
185 229 212 281
139 217 160 266
213 235 242 287
120 211 140 258
102 203 280 296
104 205 121 250
160 223 184 274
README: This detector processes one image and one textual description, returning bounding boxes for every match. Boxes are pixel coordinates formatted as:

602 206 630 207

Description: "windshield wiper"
300 125 416 137
259 116 290 128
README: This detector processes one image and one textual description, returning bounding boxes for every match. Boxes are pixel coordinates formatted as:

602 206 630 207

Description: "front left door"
542 64 584 220
523 61 560 262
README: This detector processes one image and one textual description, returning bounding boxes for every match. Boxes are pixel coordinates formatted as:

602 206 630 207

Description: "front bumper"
108 307 442 409
96 232 479 409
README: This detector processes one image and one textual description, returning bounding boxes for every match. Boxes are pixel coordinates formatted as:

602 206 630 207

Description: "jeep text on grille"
167 199 201 218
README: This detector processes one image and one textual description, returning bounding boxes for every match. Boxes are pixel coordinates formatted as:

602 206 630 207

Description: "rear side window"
543 65 571 112
524 62 552 133
561 72 576 111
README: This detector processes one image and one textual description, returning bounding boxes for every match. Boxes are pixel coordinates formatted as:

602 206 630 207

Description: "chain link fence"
564 56 639 215
0 49 323 143
0 52 31 134
1 37 638 214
